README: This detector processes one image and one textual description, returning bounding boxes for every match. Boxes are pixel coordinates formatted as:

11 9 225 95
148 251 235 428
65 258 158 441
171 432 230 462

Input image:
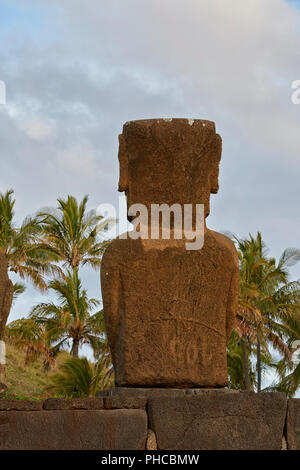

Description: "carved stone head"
118 118 222 220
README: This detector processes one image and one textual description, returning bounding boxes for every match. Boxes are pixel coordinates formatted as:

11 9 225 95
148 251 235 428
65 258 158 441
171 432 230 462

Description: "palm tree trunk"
241 337 251 391
0 364 4 383
0 255 14 383
0 259 14 341
71 338 80 358
257 335 261 392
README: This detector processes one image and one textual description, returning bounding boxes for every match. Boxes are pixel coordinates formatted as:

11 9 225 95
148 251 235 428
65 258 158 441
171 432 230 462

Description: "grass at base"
3 343 70 399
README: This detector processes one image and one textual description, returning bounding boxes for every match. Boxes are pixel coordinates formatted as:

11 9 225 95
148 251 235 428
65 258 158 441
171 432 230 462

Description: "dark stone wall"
0 391 299 450
286 398 300 450
148 391 287 450
0 397 147 450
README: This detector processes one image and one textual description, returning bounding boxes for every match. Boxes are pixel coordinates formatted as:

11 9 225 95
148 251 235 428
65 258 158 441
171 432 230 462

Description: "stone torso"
101 229 238 387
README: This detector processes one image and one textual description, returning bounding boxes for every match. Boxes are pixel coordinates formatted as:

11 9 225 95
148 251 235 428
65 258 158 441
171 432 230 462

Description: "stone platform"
102 388 288 450
0 390 299 449
0 397 147 450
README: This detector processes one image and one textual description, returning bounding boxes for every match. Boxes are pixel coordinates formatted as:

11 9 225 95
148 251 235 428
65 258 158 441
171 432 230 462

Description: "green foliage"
37 194 112 273
6 318 61 371
269 363 300 397
0 393 41 401
227 331 255 390
29 270 107 359
231 231 300 394
265 313 300 396
4 342 70 398
1 190 114 395
12 282 26 301
5 188 299 397
0 189 59 291
46 356 112 397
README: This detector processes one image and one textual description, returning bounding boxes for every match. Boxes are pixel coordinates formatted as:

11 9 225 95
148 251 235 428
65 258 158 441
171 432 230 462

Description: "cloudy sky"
1 0 300 357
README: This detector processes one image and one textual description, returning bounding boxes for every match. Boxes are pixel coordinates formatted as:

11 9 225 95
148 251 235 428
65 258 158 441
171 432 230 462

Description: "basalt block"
108 386 238 399
0 409 147 450
0 399 42 411
286 398 300 450
148 391 287 450
103 395 147 410
43 397 104 410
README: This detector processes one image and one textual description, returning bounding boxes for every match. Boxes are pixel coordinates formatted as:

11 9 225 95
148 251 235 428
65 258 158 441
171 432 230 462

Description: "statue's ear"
118 134 129 192
210 134 222 194
210 165 219 194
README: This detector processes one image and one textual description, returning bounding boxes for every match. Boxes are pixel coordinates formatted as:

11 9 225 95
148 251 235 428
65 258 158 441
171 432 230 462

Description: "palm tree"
227 331 255 390
266 306 300 396
46 356 112 397
5 318 62 371
0 189 57 342
271 362 300 397
37 195 111 275
233 232 300 392
30 270 107 359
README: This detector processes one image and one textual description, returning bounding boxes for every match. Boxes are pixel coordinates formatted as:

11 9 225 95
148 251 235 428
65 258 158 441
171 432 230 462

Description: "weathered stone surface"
108 387 238 399
0 399 42 411
148 391 287 450
101 119 239 388
286 398 300 450
104 395 147 409
118 119 222 217
43 397 103 410
0 410 147 450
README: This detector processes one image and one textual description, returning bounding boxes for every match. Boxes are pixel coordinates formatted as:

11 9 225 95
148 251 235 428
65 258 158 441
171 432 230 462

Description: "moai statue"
0 251 13 384
101 119 239 388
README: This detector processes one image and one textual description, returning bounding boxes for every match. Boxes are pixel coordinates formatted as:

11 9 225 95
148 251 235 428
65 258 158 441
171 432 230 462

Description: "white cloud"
56 142 99 178
36 0 300 161
6 103 57 140
1 0 300 335
18 115 56 141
